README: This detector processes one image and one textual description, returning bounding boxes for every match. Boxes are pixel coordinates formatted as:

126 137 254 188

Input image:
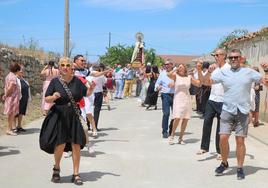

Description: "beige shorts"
219 110 249 137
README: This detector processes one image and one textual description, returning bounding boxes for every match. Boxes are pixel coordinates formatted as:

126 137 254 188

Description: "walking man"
123 64 134 98
211 49 265 179
155 61 174 138
197 48 230 160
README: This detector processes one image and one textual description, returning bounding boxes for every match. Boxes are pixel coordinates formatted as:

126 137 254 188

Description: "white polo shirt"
209 62 231 103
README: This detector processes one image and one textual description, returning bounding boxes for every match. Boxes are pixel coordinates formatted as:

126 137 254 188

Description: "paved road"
0 98 268 188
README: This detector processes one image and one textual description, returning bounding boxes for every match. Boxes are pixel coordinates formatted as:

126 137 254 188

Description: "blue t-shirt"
211 67 261 115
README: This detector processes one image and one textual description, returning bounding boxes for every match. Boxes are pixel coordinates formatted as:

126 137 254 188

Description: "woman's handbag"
58 77 88 130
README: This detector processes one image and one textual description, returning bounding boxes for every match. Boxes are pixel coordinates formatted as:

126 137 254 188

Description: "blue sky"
0 0 267 61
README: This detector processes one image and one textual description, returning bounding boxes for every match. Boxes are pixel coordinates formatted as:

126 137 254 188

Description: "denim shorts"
219 110 249 137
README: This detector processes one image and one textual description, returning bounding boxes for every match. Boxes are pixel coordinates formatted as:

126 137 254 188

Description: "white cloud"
83 0 180 11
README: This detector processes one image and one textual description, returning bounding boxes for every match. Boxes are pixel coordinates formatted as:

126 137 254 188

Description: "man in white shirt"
197 49 230 160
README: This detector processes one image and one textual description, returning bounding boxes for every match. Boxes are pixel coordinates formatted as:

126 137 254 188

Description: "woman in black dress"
15 66 30 132
40 57 93 185
144 65 159 110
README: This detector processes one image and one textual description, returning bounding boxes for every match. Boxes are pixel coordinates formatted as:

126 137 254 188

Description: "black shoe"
17 127 26 132
162 133 168 138
237 168 245 180
154 106 157 110
96 128 101 132
215 161 229 176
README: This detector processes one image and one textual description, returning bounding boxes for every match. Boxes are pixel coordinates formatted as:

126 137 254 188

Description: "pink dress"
172 75 192 119
4 72 21 115
41 69 59 111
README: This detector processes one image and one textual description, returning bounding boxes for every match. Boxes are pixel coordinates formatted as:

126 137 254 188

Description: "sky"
0 0 267 61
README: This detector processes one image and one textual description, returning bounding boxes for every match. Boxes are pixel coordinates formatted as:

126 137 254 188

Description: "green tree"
99 44 163 67
218 29 249 49
99 44 133 67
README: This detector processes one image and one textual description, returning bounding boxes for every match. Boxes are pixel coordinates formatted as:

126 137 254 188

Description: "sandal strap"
72 174 83 185
53 167 60 173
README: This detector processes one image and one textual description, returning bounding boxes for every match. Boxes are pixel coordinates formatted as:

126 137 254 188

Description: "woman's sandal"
51 167 60 183
196 149 208 155
178 139 186 145
71 174 83 185
168 136 174 145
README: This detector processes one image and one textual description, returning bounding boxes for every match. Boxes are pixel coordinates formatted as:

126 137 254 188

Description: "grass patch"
0 95 43 135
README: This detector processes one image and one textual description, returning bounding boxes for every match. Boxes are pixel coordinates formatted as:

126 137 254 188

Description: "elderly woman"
15 66 31 132
168 63 201 144
3 62 21 136
40 57 94 185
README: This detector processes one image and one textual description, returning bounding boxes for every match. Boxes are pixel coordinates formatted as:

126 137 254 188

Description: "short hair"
99 63 106 70
9 62 21 73
73 54 84 62
48 60 55 66
59 57 72 65
202 62 210 69
214 48 227 55
152 65 159 74
230 49 242 55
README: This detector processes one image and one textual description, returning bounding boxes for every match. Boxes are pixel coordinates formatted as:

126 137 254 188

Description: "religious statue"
131 32 145 68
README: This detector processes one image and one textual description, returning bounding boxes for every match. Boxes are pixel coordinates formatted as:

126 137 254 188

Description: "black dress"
40 77 87 154
144 74 159 106
19 78 29 115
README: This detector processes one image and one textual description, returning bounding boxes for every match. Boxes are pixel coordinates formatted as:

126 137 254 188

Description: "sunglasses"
60 63 71 68
228 56 240 60
214 54 223 57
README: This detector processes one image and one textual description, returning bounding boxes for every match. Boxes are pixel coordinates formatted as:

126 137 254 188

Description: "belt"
162 93 174 97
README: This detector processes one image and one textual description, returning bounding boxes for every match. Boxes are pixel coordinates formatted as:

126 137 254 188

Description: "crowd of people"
2 48 268 185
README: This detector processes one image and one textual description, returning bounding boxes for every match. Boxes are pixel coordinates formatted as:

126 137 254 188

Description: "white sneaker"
64 151 72 158
87 144 95 154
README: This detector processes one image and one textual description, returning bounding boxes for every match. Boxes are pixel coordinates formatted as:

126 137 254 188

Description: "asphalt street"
0 97 268 188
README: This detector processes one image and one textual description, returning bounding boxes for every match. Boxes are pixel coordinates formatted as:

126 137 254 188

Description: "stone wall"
0 48 43 95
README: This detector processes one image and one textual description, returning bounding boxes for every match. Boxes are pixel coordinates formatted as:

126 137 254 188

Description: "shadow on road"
198 151 255 162
98 127 119 131
0 146 20 157
174 132 193 136
185 138 200 144
60 171 120 183
224 165 268 176
18 128 40 135
81 150 106 158
91 139 130 145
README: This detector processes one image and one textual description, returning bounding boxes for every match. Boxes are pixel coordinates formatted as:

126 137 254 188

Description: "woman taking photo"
40 60 59 115
40 57 94 185
168 63 201 145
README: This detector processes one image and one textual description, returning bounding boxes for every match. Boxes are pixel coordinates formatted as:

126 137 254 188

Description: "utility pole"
108 32 111 48
64 0 70 57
